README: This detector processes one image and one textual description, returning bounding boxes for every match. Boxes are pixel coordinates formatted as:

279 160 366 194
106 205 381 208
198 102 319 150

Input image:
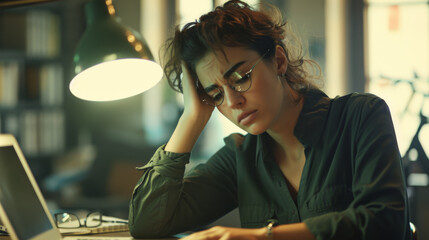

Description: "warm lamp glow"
70 0 162 101
70 58 163 101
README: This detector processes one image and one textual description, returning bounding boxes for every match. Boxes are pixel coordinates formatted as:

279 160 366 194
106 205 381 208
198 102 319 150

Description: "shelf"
0 103 63 111
0 0 66 166
0 50 62 63
0 50 26 59
0 0 58 10
0 9 61 59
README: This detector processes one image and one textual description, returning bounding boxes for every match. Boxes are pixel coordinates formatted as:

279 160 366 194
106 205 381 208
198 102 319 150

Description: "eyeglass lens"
197 49 268 107
86 212 103 227
55 212 102 229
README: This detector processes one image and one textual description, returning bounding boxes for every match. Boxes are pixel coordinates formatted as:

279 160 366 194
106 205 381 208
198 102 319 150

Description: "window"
366 0 429 184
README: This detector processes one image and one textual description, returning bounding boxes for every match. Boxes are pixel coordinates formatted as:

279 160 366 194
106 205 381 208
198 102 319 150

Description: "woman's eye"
235 73 250 84
211 93 223 101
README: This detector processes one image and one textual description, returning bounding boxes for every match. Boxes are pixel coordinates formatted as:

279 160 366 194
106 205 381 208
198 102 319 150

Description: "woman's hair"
161 0 321 96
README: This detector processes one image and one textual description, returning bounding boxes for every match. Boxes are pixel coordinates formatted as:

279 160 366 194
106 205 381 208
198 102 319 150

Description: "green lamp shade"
70 0 163 101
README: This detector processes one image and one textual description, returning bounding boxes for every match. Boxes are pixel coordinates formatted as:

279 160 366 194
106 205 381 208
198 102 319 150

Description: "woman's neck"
267 87 305 163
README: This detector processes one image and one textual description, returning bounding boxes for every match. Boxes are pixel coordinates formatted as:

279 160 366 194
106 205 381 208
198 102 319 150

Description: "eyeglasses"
197 49 270 107
55 211 127 229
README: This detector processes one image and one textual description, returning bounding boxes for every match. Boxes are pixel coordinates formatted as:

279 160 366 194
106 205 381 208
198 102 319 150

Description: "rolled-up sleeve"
128 145 190 237
128 143 238 238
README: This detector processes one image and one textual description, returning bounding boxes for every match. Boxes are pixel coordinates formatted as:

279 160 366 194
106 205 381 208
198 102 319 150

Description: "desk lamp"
70 0 163 101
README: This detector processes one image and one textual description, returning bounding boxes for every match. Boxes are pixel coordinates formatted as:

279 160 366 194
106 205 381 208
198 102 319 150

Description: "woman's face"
195 46 290 135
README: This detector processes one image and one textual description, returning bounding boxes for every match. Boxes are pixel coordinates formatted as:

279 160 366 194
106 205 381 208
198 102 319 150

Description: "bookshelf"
0 1 66 179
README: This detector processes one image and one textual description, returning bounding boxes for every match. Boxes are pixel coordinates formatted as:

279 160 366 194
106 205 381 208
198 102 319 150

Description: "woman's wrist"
182 106 212 125
264 219 278 240
256 227 268 240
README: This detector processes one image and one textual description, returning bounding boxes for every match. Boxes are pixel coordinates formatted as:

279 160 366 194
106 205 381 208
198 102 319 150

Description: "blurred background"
0 0 428 237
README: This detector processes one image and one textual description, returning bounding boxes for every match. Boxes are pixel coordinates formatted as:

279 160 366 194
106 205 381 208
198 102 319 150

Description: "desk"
0 231 178 240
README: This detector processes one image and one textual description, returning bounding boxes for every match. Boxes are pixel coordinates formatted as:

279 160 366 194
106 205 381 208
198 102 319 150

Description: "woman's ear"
275 45 288 75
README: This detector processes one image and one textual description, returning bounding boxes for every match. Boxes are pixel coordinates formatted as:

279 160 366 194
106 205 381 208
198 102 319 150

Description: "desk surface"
0 231 178 240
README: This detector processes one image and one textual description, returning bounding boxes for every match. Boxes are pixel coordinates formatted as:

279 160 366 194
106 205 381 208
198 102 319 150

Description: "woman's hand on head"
181 62 214 124
164 63 214 153
180 226 265 240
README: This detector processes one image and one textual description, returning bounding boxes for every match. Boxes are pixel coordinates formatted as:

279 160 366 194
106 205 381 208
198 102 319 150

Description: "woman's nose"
223 86 244 108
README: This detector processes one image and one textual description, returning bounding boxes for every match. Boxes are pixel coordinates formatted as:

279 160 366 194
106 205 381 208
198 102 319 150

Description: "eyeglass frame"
54 211 126 229
196 48 271 107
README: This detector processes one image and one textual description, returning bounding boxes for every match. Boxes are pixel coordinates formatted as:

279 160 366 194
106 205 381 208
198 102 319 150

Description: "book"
0 61 19 107
0 224 7 234
59 215 129 236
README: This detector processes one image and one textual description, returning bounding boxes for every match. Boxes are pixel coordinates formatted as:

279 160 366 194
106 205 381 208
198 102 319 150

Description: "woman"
128 1 411 239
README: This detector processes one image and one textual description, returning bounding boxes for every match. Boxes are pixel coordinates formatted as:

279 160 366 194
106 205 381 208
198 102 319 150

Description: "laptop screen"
0 146 53 239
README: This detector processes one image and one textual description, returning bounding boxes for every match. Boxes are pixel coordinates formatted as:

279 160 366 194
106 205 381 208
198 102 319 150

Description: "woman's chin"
243 124 266 136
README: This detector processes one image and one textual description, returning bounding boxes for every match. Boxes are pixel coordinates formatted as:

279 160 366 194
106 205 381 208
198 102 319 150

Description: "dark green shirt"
129 89 411 240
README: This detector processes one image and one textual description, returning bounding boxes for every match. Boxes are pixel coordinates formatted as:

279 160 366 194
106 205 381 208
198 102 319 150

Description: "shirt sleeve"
128 143 238 238
304 96 411 240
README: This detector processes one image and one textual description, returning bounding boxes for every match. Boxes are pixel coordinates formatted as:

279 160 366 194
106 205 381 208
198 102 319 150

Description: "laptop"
0 134 133 240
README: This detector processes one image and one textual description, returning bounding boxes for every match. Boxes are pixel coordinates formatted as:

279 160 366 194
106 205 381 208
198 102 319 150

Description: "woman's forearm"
180 222 316 240
165 113 209 153
270 222 316 240
165 61 214 154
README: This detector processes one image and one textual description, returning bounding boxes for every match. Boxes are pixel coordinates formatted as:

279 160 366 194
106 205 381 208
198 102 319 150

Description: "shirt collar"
293 88 331 147
255 88 331 164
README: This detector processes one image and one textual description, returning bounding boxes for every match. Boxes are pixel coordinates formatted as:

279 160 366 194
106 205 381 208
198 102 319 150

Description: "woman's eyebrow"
204 84 219 93
203 60 246 93
223 61 246 79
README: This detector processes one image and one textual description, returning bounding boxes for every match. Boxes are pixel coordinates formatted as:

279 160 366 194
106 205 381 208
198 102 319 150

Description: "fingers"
180 226 263 240
180 62 199 101
181 62 197 94
179 226 241 240
180 62 214 121
181 227 225 240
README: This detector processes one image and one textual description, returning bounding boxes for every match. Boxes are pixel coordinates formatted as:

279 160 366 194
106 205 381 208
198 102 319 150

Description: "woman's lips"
238 110 257 125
